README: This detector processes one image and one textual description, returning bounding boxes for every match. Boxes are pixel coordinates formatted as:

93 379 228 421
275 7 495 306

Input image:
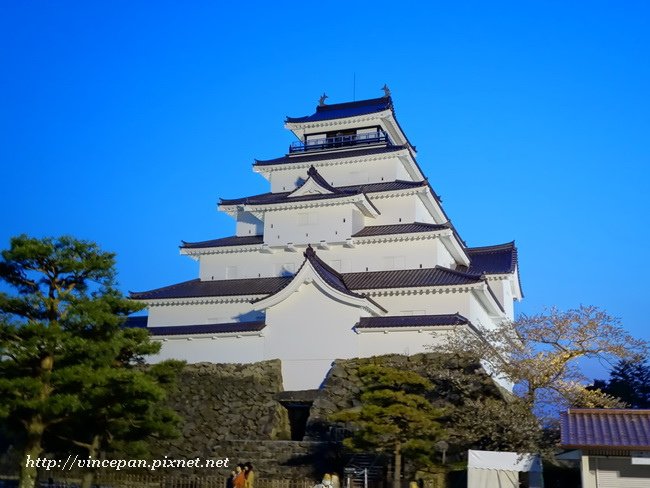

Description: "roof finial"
381 84 391 97
319 93 328 106
304 244 316 258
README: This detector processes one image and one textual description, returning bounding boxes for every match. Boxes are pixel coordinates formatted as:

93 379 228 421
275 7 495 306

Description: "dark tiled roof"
357 313 470 329
219 180 427 206
286 97 392 123
130 277 291 300
342 266 483 290
254 145 407 167
303 245 365 298
131 266 484 301
466 242 518 275
181 235 264 249
561 409 650 450
352 222 451 238
124 316 266 336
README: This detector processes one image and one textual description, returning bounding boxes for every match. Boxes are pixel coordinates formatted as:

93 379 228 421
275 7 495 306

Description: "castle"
131 92 522 391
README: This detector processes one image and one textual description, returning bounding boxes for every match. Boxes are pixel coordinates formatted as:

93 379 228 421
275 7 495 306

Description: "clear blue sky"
1 2 649 374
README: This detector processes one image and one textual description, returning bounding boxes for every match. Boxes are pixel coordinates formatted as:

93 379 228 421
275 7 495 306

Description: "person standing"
244 462 255 488
234 464 246 488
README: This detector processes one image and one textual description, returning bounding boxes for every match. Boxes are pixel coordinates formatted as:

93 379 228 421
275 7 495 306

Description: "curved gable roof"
285 97 392 123
466 241 518 275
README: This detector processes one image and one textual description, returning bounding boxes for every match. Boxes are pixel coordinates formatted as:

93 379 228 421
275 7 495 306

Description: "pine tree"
598 359 650 408
330 364 446 488
0 235 178 488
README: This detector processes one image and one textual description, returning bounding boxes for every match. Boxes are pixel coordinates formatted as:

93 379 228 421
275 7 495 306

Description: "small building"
560 408 650 488
130 92 523 391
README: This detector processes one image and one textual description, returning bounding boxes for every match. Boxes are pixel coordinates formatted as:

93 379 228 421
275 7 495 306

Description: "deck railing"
289 131 391 153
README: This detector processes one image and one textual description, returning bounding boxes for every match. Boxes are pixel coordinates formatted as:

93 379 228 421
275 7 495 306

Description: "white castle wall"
153 334 264 364
197 238 456 281
148 301 259 326
264 282 364 390
266 155 414 193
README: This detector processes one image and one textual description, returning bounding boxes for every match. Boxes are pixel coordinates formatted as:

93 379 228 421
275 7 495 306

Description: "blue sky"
1 2 649 376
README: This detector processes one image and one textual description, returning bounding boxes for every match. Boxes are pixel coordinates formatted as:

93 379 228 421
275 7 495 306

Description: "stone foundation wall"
306 353 502 440
153 360 292 460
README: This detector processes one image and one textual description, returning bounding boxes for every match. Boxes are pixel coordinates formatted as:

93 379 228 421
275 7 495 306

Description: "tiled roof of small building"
285 97 393 123
131 266 484 301
124 316 266 336
219 180 428 206
357 313 470 329
561 409 650 450
254 145 407 167
462 242 518 275
352 222 451 237
181 235 264 249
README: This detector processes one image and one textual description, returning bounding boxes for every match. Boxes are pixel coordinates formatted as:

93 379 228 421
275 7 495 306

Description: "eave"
253 147 416 180
180 243 263 257
219 193 380 219
139 295 266 307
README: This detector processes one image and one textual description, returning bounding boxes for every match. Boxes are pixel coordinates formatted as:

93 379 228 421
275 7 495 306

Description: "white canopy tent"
467 450 544 488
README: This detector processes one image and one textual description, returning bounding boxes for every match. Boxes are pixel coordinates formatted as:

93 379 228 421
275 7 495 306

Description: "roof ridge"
130 278 200 298
180 235 264 249
466 241 516 253
315 96 391 112
304 244 354 287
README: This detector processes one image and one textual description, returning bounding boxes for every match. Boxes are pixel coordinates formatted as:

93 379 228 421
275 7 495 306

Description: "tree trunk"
80 434 102 488
19 419 45 488
392 441 401 488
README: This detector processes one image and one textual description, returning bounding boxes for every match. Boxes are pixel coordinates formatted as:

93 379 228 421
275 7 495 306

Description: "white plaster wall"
487 279 514 320
264 282 362 390
150 335 264 364
343 239 442 273
267 156 414 193
435 240 456 269
263 205 355 247
198 238 447 279
469 291 499 330
368 194 431 226
147 302 259 327
414 198 435 224
358 328 451 357
368 291 470 317
235 212 264 237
